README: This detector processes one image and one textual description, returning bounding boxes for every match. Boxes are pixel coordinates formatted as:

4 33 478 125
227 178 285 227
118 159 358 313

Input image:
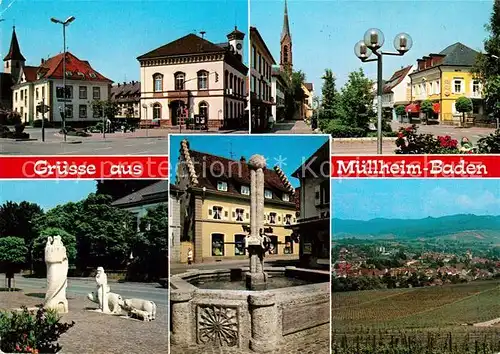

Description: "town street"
0 127 247 155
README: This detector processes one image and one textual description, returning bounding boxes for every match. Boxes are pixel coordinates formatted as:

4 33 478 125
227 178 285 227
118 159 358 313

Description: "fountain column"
248 293 279 352
170 290 194 345
246 154 267 291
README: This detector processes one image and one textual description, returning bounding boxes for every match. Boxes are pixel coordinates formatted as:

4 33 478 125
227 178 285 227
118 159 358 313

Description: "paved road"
13 276 168 306
332 123 497 155
0 127 247 155
271 120 314 134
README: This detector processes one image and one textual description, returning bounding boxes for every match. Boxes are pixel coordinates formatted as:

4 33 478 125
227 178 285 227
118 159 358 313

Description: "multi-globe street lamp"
50 16 75 142
354 29 413 154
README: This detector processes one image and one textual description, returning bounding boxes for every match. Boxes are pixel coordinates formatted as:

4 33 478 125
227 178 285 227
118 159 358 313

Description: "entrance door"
170 101 184 126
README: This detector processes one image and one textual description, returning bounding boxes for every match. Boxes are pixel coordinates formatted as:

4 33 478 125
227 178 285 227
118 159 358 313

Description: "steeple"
3 26 26 62
281 0 291 41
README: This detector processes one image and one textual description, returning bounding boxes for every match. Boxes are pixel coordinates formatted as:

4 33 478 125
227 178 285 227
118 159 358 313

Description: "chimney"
117 83 120 87
123 81 126 86
41 58 45 65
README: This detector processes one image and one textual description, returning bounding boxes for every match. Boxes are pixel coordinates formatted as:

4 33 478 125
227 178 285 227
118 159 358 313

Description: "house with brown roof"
381 65 415 121
137 29 248 130
110 81 141 121
8 27 112 125
175 139 297 263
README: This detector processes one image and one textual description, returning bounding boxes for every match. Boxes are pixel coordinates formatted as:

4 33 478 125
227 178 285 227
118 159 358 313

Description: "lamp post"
142 103 149 137
354 29 413 154
51 16 75 142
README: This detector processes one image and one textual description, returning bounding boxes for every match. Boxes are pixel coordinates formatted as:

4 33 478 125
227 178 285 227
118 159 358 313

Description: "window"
42 87 45 99
283 46 288 63
20 90 24 100
79 86 87 99
285 214 293 225
252 45 256 69
65 104 73 119
198 71 208 90
284 236 293 254
217 181 228 191
269 212 277 224
235 208 244 222
154 74 163 92
79 104 87 118
174 72 185 90
153 103 161 119
241 185 250 195
212 206 222 220
199 101 208 119
453 79 463 94
93 87 101 100
35 88 39 100
264 189 272 199
15 92 17 102
283 193 290 202
472 80 480 95
269 236 278 255
315 179 330 206
211 234 224 256
235 235 246 256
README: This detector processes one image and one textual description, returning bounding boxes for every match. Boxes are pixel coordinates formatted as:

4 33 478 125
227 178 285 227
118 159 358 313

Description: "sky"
333 179 500 221
251 0 493 92
0 0 248 83
0 180 96 210
169 134 329 186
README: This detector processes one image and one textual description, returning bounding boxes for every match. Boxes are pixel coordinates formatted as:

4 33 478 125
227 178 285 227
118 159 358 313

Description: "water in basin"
190 275 313 290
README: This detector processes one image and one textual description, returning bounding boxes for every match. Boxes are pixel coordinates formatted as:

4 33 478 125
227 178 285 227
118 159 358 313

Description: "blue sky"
333 179 500 221
251 0 492 91
170 135 329 186
0 180 96 210
1 0 248 83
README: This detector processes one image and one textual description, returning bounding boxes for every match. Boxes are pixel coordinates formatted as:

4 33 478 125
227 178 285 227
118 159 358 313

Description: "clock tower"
280 0 293 74
227 26 245 61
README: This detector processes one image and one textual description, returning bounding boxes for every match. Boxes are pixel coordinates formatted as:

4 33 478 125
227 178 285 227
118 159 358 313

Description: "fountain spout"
246 154 268 290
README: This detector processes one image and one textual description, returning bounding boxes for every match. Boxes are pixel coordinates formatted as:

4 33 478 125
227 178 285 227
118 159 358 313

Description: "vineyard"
332 280 500 353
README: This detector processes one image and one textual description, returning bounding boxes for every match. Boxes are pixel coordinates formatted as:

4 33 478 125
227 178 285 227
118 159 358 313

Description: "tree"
455 97 473 126
0 237 27 289
420 100 434 124
91 100 119 130
127 204 168 281
321 69 337 113
338 68 374 129
284 70 306 119
95 180 158 201
395 105 406 118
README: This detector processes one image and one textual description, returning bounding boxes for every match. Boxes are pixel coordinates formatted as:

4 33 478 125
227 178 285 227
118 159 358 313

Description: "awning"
405 103 420 113
433 103 440 113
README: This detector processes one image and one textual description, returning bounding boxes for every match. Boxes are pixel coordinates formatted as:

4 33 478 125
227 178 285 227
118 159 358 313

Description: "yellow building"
408 42 484 124
176 140 298 263
301 83 314 120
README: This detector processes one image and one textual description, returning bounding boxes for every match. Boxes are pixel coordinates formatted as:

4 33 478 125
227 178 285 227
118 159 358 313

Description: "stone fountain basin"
170 266 330 352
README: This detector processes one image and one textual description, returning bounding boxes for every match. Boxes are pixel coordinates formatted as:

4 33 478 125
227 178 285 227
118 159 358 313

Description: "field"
332 280 500 353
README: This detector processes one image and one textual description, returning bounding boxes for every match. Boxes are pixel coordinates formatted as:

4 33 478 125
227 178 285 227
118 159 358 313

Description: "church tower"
280 0 293 73
3 26 26 83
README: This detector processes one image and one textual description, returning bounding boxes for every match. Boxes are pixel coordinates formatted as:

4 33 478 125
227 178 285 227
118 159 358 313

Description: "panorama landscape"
332 179 500 354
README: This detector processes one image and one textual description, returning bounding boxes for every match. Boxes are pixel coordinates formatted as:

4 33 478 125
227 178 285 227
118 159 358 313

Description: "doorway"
170 100 185 126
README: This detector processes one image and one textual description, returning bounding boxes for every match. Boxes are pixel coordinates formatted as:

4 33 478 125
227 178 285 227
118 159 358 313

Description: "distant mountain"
333 214 500 241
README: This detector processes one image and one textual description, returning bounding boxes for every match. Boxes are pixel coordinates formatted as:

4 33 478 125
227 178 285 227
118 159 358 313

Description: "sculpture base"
246 272 268 291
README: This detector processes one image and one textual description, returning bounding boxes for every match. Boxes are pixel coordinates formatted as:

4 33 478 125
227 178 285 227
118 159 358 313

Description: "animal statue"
87 291 123 314
119 298 157 321
44 236 69 313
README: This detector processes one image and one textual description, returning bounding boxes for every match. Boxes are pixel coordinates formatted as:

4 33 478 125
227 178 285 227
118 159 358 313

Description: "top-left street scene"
0 0 249 155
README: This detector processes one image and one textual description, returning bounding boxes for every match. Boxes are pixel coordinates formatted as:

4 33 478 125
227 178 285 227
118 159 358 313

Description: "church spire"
281 0 291 41
3 26 26 62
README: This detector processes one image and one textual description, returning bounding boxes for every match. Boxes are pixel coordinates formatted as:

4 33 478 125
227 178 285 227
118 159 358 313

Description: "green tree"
395 105 406 118
455 96 473 126
95 180 157 201
0 237 27 289
128 204 168 281
338 68 374 129
284 70 306 119
91 100 119 129
420 100 434 123
321 69 337 113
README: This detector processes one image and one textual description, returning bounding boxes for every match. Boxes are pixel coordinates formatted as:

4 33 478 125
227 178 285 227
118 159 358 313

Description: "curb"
332 137 398 143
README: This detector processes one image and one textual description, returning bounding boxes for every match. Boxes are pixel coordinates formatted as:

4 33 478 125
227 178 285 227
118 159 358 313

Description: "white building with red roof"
8 28 112 125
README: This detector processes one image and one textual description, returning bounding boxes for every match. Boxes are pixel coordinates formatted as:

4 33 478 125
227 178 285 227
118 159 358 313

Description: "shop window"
284 236 293 254
234 234 246 256
212 234 224 256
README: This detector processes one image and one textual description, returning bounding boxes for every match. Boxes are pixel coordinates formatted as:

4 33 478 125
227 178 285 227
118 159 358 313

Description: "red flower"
405 127 412 132
398 132 404 138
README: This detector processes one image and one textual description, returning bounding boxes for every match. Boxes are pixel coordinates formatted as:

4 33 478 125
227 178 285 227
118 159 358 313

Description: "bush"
0 306 74 353
31 119 53 128
324 121 367 138
395 125 463 154
0 113 21 126
15 124 25 134
477 129 500 153
0 131 30 139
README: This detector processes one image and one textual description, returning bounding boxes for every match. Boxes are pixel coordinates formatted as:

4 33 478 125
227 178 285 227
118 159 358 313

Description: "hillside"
333 214 500 241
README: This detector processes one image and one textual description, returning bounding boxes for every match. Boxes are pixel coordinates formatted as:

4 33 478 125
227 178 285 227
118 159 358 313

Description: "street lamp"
355 29 413 154
51 16 75 142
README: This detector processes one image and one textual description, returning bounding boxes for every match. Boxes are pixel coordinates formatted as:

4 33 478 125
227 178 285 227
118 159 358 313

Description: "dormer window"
89 72 97 78
217 181 228 192
65 71 73 77
241 185 250 195
264 189 272 199
77 72 85 77
282 193 290 202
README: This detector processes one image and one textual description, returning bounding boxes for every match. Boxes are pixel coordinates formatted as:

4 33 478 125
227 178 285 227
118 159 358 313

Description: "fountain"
170 154 330 352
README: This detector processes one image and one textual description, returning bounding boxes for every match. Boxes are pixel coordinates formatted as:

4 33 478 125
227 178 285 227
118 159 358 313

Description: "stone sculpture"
246 155 270 290
87 267 123 314
119 298 157 321
44 236 69 313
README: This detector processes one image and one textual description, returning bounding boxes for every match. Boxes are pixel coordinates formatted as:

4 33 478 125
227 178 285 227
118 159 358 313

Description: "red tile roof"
383 65 413 94
22 66 39 82
37 52 112 83
186 149 294 204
